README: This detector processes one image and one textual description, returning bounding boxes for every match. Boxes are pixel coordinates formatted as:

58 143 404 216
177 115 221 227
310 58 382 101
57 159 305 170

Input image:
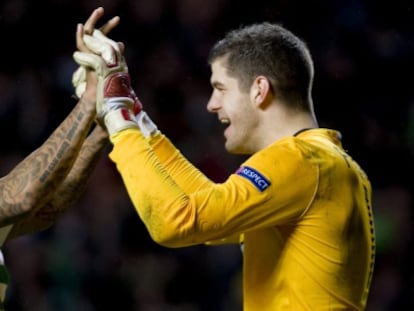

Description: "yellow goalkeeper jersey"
109 128 375 311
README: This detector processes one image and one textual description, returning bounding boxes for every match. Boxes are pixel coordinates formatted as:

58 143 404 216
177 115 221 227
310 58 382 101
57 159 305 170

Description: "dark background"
0 0 413 310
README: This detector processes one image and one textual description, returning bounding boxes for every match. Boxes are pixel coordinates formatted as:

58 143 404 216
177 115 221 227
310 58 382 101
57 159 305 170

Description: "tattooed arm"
0 7 118 240
6 125 109 239
0 95 97 228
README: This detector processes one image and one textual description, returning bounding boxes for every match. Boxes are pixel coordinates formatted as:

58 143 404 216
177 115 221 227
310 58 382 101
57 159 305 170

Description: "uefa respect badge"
236 166 271 192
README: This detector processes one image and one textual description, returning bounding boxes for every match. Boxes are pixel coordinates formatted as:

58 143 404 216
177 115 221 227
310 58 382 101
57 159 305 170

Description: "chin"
224 142 236 154
225 142 247 155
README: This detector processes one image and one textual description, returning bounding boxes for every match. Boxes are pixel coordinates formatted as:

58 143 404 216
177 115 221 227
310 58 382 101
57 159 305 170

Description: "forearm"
148 132 213 193
110 130 221 247
50 125 108 209
0 98 96 227
6 125 109 239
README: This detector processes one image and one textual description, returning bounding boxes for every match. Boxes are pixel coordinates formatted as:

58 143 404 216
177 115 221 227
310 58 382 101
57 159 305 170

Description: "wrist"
104 108 139 137
78 96 96 114
136 111 158 137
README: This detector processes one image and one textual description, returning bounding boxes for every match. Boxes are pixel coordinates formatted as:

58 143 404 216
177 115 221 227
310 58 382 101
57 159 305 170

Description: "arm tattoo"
0 98 97 236
7 126 109 238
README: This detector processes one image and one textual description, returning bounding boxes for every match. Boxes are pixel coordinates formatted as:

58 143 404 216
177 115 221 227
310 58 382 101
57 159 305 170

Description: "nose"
207 94 220 113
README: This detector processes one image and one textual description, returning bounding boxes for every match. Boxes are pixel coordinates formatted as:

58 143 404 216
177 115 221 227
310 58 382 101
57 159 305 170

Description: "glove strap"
104 73 143 110
136 111 158 137
104 108 139 136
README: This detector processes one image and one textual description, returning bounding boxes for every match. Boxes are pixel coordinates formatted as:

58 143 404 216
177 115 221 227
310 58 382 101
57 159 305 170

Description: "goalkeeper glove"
72 66 86 99
73 30 158 137
73 29 141 136
72 64 157 136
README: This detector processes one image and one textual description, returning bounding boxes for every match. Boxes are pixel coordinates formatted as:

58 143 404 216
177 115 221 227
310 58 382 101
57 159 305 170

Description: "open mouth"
219 118 231 136
220 118 230 126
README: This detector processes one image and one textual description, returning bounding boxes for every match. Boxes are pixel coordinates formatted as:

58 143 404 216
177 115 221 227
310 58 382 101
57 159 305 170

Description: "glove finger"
93 29 120 52
72 66 87 98
72 66 86 85
84 34 117 66
73 51 104 74
75 82 86 99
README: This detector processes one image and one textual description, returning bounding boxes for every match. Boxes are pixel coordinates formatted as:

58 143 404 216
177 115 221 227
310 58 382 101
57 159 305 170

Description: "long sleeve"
110 129 206 247
147 133 214 193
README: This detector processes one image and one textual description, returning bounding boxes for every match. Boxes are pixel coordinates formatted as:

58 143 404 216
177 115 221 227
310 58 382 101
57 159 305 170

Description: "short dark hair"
208 22 314 112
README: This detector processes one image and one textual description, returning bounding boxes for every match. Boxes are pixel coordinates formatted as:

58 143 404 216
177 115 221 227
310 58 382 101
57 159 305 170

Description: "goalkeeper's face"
207 58 260 155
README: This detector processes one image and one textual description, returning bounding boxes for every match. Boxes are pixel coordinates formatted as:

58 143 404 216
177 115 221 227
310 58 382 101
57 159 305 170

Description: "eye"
211 81 226 93
216 86 226 94
212 87 225 98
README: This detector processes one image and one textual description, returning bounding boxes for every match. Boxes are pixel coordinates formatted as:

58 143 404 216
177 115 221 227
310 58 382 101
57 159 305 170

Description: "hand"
72 8 157 137
73 29 142 120
72 7 120 99
73 25 142 136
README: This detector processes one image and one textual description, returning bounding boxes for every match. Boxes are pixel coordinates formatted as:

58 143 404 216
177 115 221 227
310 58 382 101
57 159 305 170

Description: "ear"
250 76 271 108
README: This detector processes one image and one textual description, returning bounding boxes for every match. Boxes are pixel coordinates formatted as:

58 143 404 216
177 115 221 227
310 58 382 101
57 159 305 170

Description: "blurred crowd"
0 0 413 310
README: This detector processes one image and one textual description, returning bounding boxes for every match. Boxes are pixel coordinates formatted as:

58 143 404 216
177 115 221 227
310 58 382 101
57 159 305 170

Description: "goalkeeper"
74 9 376 310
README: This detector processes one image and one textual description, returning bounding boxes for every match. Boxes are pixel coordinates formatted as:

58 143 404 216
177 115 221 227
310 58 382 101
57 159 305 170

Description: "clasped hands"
72 8 144 136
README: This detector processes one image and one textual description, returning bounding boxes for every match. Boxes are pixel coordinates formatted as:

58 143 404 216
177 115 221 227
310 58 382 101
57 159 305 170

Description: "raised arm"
0 93 96 228
2 7 117 240
6 126 109 239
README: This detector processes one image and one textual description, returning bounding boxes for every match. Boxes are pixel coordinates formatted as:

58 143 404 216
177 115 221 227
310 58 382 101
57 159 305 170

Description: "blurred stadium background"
0 0 413 310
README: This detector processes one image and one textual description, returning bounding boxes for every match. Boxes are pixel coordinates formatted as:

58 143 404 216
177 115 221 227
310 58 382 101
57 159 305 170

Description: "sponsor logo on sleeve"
236 166 271 192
